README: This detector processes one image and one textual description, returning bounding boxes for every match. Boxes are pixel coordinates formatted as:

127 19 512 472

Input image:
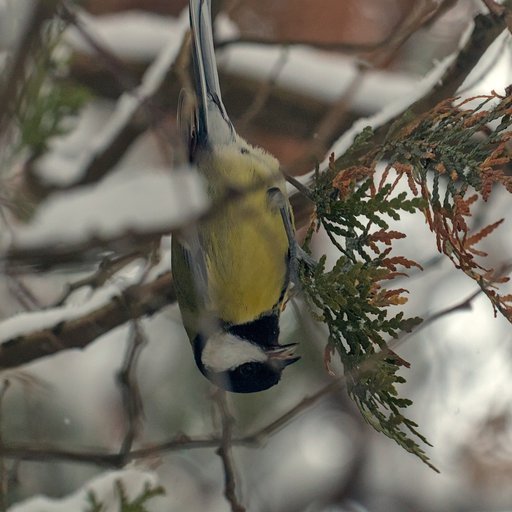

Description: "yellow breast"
199 142 290 325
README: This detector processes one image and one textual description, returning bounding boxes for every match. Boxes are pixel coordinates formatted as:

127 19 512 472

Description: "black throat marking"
227 314 280 347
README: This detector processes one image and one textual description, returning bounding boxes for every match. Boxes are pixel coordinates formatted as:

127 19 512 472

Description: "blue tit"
171 0 300 393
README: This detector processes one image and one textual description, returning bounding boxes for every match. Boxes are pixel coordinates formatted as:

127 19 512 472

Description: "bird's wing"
267 186 310 286
267 187 295 248
171 229 209 314
177 88 198 163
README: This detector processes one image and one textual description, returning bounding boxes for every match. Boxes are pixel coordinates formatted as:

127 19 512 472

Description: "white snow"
10 169 208 249
219 43 416 114
284 50 457 195
0 265 144 342
65 10 189 61
321 52 456 164
458 28 511 96
286 19 512 192
145 235 173 281
66 10 417 115
38 15 189 187
63 6 415 115
7 469 160 512
215 13 240 41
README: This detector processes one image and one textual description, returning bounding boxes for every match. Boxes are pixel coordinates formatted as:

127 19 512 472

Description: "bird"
171 0 300 393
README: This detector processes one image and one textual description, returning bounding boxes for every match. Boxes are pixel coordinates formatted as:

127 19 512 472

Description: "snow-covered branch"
0 271 174 370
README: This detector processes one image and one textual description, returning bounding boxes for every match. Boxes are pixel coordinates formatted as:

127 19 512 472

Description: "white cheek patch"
202 332 268 372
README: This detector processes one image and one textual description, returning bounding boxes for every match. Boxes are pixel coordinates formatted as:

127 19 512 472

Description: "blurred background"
1 0 512 511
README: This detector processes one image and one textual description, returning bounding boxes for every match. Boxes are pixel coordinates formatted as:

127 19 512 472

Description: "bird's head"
193 331 299 393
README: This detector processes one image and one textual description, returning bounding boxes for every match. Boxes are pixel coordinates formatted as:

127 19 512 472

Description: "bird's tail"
189 0 233 144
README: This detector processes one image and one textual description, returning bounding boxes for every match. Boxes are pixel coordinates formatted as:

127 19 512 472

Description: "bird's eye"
238 363 256 377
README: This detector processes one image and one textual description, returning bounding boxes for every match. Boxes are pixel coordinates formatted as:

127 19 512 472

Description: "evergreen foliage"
2 19 89 164
85 480 165 512
301 91 512 470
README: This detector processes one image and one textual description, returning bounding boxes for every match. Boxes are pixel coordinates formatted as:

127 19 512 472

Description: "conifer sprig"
301 90 512 470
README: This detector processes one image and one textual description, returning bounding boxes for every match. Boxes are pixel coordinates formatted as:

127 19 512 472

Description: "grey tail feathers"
189 0 229 140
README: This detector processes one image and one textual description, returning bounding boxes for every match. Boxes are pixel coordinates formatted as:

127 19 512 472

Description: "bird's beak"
266 343 300 367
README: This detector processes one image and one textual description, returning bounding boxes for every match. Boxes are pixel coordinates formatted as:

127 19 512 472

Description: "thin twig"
117 322 148 457
217 0 457 56
244 378 344 444
0 437 220 468
214 391 246 512
59 2 138 91
4 274 40 312
288 0 455 172
61 2 184 169
290 5 511 223
237 47 289 131
0 280 484 472
23 3 189 202
390 287 485 350
291 67 367 170
215 36 389 54
482 0 506 16
366 0 458 67
481 0 512 33
0 377 343 467
284 174 315 200
5 227 163 270
379 261 510 353
52 252 144 307
0 380 10 512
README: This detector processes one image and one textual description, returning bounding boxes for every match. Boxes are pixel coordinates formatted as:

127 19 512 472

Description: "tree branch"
214 391 246 512
117 322 147 457
481 0 512 34
290 6 511 221
2 277 481 469
0 272 175 370
215 35 381 53
390 287 485 350
5 226 166 270
0 0 63 136
410 10 509 115
0 378 344 468
22 5 190 203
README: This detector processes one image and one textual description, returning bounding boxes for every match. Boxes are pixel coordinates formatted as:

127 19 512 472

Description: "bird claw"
290 243 317 285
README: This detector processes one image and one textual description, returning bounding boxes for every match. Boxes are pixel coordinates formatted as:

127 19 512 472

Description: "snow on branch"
27 11 189 194
7 170 207 265
327 9 510 172
0 271 174 370
7 469 162 512
289 5 512 219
